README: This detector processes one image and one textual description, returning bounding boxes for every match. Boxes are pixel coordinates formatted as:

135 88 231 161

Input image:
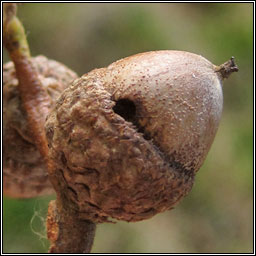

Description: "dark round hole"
113 99 136 123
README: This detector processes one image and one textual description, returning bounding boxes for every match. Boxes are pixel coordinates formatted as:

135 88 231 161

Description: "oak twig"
3 3 50 161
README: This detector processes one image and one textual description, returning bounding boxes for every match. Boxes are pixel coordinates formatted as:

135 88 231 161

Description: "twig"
3 3 50 161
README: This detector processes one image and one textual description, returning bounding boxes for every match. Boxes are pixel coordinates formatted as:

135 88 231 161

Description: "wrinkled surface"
3 55 78 198
45 51 223 222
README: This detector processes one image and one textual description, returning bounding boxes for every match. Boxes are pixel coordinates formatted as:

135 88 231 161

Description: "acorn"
3 55 78 198
45 50 238 223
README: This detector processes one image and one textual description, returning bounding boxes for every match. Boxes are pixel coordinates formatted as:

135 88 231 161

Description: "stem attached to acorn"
47 200 96 253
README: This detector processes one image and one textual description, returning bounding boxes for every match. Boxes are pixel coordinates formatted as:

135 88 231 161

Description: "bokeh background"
3 3 253 253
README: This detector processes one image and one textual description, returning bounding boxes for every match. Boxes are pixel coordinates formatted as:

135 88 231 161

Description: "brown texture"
45 50 225 223
3 55 78 198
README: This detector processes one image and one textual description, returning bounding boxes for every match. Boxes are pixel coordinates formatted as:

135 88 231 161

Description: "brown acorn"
45 50 238 223
3 55 78 198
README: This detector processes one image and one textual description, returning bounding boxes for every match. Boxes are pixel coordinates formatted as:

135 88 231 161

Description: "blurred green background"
3 3 253 253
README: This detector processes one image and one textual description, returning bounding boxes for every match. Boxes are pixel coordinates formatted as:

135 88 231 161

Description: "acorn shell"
45 51 223 222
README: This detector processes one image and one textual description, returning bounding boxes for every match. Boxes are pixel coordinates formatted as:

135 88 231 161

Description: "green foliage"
3 3 253 253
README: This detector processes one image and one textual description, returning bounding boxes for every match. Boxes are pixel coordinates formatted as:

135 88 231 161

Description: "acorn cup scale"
3 55 78 198
45 50 238 223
